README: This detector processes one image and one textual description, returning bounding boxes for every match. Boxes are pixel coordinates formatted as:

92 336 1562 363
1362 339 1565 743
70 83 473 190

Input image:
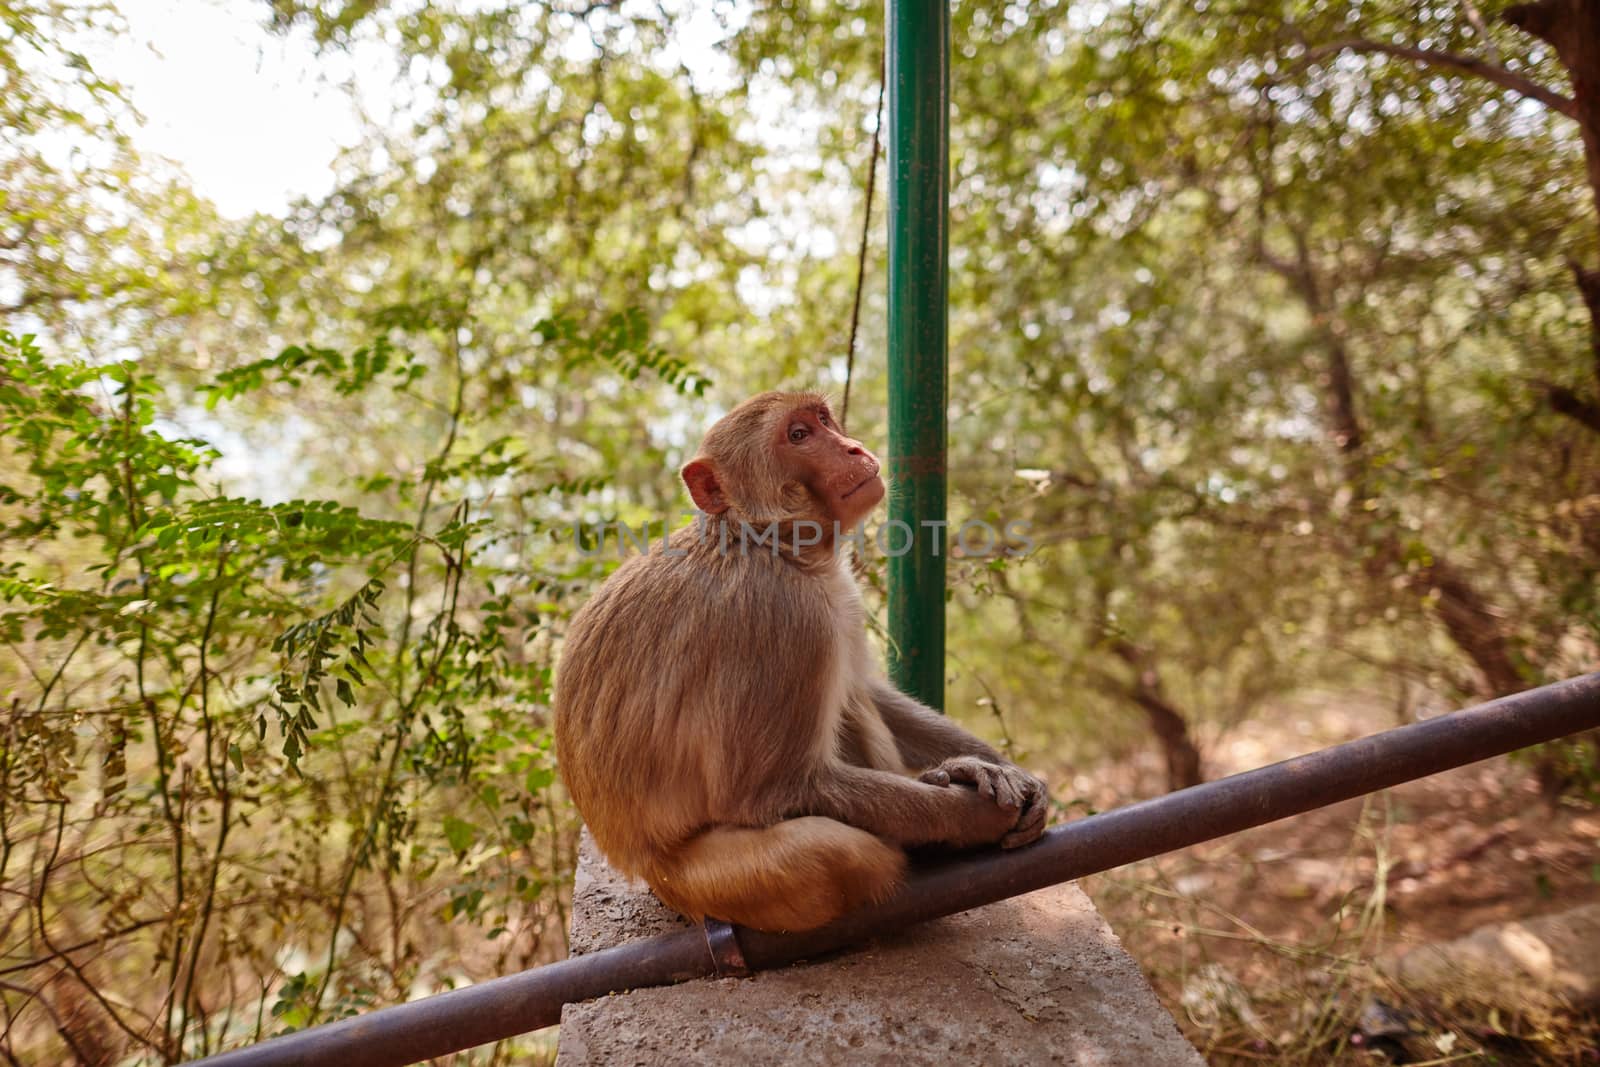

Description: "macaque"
554 392 1048 933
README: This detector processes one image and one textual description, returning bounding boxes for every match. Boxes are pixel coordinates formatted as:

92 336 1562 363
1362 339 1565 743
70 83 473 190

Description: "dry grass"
1063 696 1600 1065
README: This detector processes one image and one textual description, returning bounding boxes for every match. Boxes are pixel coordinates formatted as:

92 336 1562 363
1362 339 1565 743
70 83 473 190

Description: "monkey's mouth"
842 475 880 500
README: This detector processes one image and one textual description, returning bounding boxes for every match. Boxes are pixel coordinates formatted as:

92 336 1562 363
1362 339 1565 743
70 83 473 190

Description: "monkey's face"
773 399 884 528
681 392 884 530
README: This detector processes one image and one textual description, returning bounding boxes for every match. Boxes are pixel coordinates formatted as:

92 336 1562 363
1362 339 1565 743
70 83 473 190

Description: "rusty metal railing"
190 672 1600 1067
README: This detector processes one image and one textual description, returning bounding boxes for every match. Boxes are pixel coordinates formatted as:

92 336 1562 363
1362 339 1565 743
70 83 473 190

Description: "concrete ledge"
557 832 1202 1065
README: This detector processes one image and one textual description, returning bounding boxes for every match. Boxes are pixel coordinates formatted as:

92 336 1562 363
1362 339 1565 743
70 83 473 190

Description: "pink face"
775 401 884 527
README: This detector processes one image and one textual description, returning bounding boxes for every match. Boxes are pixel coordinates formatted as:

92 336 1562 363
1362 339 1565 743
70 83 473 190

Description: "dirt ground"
1064 693 1600 1065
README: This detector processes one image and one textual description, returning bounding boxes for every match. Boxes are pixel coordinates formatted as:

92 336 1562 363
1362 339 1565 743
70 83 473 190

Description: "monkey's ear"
682 459 728 514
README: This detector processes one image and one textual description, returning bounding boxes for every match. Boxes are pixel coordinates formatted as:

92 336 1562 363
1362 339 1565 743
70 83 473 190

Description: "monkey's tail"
646 817 905 933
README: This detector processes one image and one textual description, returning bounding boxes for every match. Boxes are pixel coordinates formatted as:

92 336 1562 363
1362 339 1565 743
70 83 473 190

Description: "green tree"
733 0 1598 786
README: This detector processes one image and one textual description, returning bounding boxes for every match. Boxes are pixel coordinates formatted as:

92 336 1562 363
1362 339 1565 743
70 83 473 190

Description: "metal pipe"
188 926 713 1067
190 672 1600 1067
740 670 1600 966
885 0 950 709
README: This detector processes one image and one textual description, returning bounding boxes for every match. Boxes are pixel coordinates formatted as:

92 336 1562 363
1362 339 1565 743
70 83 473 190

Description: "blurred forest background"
3 0 1599 1062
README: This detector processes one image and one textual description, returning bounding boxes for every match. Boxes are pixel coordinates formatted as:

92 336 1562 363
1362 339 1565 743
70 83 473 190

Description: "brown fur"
554 392 1048 932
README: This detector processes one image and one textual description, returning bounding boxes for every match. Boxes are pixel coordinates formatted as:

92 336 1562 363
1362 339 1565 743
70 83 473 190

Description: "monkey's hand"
918 757 1049 850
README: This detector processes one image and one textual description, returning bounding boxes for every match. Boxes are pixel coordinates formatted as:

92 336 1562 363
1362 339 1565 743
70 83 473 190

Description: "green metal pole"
885 0 949 709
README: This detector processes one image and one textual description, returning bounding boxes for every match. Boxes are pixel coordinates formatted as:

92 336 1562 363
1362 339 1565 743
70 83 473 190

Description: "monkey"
553 392 1048 933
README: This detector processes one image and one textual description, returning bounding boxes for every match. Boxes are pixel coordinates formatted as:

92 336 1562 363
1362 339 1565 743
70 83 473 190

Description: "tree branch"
1541 381 1600 433
1459 0 1502 65
1301 38 1577 119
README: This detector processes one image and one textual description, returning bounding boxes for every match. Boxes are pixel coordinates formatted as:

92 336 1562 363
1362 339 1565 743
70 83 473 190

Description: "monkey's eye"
818 411 832 427
788 425 810 444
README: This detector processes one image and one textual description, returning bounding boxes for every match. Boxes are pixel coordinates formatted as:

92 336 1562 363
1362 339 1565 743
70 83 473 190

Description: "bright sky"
75 0 758 498
74 1 383 495
94 0 745 220
97 0 371 218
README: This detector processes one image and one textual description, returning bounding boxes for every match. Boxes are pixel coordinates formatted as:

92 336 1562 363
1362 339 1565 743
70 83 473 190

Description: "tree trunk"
1260 236 1526 698
1132 689 1206 792
1504 0 1600 221
1423 559 1526 697
1110 641 1205 791
1576 263 1600 390
1505 0 1600 422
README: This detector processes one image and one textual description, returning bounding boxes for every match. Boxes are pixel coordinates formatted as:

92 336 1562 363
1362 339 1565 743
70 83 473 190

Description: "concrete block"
557 833 1202 1066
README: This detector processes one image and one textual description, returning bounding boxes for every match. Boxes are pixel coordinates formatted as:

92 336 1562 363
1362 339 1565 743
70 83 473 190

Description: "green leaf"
442 816 477 856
